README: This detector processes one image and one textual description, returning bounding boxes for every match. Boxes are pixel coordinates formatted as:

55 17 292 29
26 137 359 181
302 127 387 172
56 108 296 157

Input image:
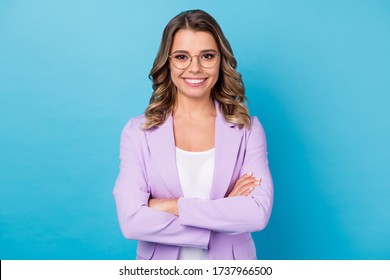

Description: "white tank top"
175 147 215 260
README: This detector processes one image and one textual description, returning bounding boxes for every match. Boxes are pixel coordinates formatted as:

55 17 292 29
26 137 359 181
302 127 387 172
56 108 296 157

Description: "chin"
182 90 211 99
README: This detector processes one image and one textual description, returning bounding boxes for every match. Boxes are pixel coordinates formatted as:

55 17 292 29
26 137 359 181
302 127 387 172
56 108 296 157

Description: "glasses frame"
168 50 221 70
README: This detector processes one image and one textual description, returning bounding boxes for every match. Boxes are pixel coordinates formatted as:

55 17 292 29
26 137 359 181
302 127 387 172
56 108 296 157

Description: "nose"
188 55 202 73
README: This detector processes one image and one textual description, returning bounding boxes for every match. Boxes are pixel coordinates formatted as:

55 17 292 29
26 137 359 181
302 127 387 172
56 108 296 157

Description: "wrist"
168 198 179 216
149 198 179 216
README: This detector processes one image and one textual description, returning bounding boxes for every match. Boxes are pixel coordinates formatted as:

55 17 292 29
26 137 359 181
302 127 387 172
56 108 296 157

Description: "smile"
183 78 206 86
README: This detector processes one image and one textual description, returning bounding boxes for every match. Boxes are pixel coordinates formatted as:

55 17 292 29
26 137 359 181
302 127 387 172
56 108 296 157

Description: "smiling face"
169 29 220 102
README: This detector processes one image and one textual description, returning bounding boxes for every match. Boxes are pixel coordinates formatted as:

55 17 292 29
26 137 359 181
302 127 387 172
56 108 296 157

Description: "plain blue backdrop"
1 0 389 259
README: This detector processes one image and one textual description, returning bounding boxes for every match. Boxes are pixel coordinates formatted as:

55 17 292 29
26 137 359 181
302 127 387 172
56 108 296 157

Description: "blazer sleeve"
112 119 211 249
178 117 274 234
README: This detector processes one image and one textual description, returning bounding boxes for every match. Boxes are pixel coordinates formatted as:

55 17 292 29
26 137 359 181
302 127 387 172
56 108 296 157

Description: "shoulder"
244 115 267 144
244 116 263 134
250 116 261 128
120 114 148 143
123 114 146 131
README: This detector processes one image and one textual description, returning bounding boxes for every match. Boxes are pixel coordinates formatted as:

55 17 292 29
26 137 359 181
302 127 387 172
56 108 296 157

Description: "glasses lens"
199 51 219 68
170 53 190 69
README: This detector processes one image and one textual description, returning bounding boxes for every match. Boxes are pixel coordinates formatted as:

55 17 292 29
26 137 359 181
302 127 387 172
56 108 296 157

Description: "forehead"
171 29 218 52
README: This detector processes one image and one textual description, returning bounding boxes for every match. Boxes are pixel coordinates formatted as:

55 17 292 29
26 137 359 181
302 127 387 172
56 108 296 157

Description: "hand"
148 198 179 216
228 172 261 197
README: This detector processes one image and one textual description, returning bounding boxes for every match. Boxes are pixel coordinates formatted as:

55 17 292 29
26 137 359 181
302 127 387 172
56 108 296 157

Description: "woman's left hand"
148 198 179 216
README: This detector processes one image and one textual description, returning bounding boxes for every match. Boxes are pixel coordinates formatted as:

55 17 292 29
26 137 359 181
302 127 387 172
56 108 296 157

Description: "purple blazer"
113 101 274 260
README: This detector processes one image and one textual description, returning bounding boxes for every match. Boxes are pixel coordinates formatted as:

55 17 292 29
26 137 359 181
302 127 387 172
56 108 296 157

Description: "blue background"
1 0 389 260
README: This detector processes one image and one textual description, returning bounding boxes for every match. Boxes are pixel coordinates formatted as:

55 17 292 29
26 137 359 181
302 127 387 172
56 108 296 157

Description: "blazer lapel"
210 101 244 199
146 115 184 198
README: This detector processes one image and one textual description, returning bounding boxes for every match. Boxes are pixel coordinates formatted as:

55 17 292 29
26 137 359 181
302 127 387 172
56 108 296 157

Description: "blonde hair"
142 9 250 129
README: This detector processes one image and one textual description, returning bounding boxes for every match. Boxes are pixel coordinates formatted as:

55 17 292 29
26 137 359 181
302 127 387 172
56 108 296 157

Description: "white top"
176 147 215 260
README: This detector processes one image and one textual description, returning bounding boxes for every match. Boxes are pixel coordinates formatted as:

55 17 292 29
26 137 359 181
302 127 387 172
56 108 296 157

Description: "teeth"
185 78 205 84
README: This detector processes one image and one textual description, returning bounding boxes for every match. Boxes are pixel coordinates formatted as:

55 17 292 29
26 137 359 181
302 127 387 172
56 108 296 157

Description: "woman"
113 9 273 260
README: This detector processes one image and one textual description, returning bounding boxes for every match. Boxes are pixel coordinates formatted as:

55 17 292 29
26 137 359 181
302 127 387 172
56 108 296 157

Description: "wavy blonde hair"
142 9 250 129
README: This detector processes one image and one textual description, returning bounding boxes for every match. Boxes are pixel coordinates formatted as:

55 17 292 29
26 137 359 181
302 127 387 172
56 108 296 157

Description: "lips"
183 78 207 86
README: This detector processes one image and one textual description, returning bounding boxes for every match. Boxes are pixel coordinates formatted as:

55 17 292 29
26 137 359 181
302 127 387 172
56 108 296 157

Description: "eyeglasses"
169 50 220 69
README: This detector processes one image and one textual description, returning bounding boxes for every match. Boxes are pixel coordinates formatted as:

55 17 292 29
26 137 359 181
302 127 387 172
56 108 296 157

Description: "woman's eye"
174 55 188 60
202 53 216 59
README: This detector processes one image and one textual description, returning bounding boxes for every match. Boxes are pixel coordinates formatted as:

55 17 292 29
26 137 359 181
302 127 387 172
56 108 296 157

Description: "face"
169 29 220 102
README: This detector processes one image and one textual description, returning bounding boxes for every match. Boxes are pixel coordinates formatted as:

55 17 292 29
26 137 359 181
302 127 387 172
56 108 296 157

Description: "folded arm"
149 172 261 216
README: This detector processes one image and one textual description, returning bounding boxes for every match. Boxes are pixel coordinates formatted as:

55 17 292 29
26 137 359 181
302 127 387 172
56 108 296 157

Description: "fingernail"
246 172 253 176
248 186 254 191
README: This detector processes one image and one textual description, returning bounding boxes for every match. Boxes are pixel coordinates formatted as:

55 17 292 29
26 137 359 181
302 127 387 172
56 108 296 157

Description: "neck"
173 96 216 120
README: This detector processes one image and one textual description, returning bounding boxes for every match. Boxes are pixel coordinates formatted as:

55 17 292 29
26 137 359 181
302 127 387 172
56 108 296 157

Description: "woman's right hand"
228 172 261 197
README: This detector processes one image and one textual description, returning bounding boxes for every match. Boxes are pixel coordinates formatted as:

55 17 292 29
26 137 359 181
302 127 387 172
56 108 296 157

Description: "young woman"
113 9 273 260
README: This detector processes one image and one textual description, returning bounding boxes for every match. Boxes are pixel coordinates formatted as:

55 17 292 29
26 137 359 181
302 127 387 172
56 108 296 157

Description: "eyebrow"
171 49 219 54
